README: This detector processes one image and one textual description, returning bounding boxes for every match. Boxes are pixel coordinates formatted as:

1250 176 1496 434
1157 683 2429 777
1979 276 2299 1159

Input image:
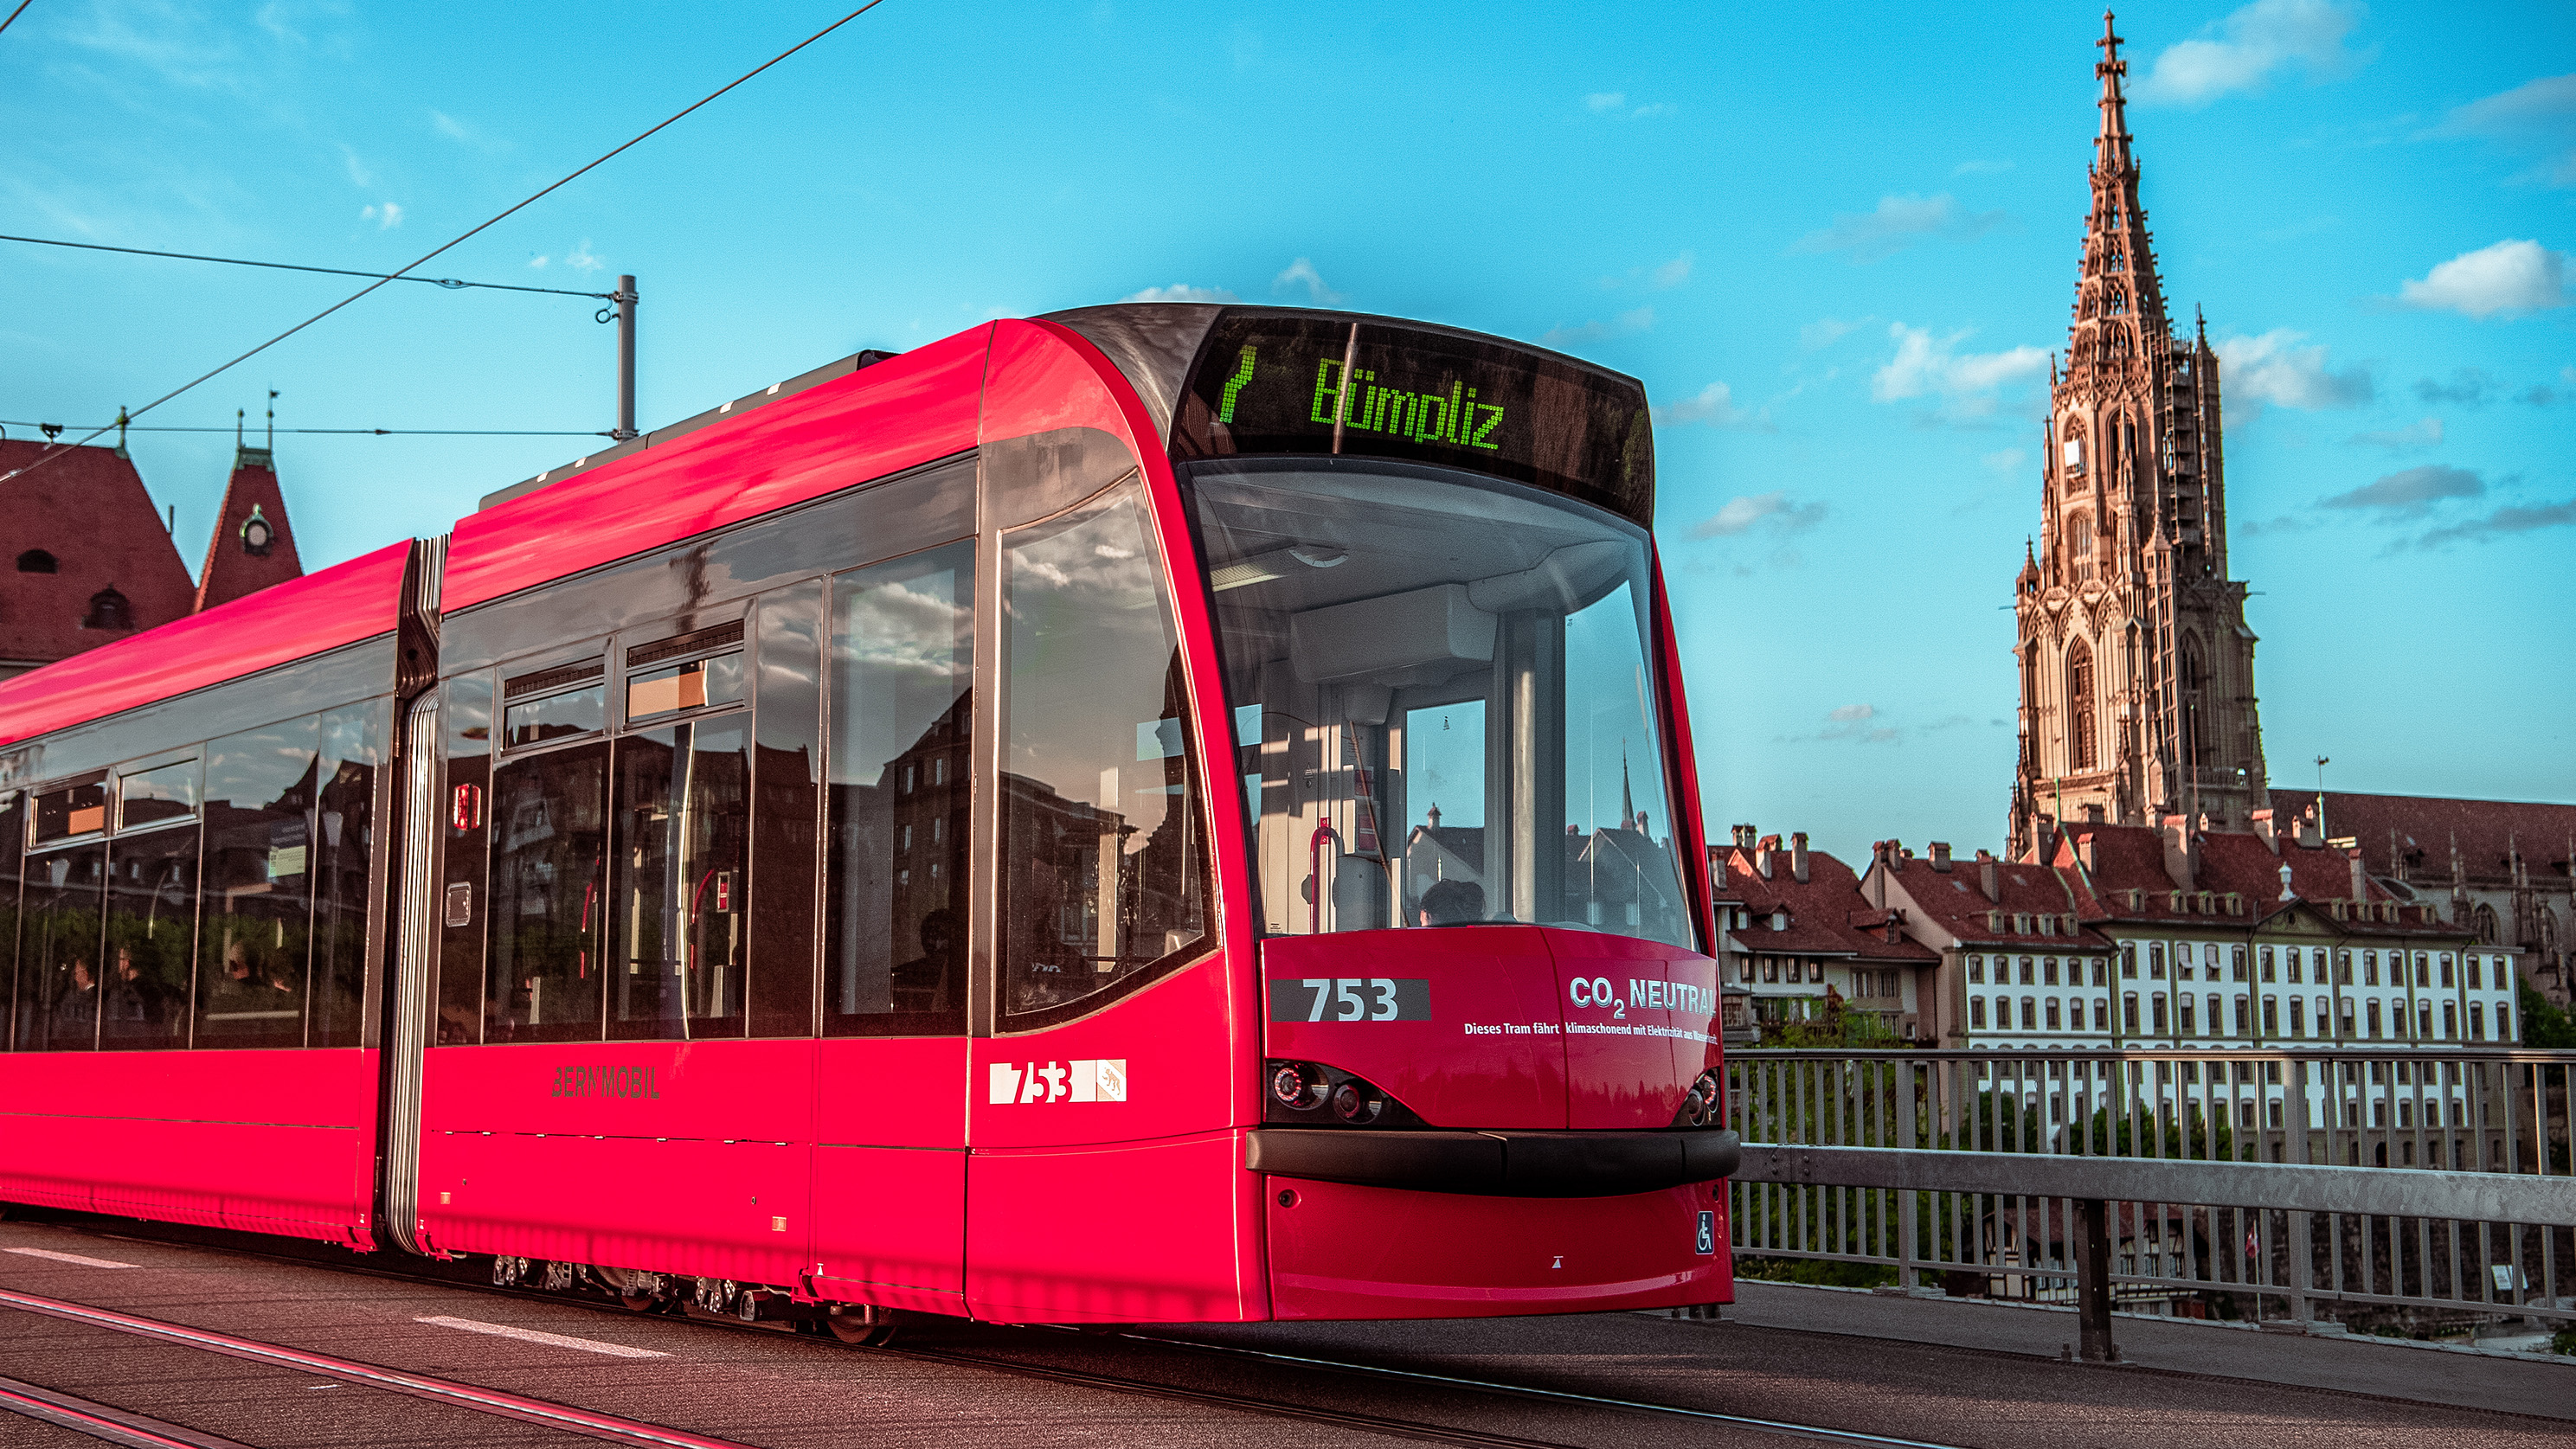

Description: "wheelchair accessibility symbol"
1694 1209 1716 1256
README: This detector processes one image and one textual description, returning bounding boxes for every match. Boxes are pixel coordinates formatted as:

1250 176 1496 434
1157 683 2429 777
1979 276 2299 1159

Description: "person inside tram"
106 945 160 1027
1417 878 1487 927
53 955 99 1033
890 907 958 1012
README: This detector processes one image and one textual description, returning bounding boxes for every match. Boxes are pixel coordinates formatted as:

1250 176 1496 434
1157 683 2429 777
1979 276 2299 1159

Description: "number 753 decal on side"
1268 978 1432 1023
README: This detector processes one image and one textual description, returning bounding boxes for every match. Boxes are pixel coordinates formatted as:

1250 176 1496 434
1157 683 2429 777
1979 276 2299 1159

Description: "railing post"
1896 1058 1919 1291
2075 1196 2120 1363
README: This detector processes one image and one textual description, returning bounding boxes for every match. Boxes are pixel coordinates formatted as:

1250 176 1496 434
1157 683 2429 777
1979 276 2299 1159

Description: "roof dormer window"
16 549 56 574
80 586 132 632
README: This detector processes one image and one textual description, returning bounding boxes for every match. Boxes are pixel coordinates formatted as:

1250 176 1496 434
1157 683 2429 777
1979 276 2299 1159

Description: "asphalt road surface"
0 1217 2565 1449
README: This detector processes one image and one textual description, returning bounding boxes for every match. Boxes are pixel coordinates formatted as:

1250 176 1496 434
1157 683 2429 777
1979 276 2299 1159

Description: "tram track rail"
0 1215 1966 1449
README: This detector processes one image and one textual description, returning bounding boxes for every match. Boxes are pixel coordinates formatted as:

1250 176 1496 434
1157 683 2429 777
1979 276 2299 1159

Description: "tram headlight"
1672 1068 1723 1128
1269 1061 1327 1111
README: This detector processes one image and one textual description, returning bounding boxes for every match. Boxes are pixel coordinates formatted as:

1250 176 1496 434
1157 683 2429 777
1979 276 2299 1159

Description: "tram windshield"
1189 462 1693 951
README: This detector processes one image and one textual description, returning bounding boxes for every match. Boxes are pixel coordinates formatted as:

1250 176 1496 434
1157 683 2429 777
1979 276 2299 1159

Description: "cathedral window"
2066 514 2094 581
2065 638 2097 770
2472 904 2498 944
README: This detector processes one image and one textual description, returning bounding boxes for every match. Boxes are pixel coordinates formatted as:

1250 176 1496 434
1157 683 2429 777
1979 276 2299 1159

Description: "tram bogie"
0 303 1738 1325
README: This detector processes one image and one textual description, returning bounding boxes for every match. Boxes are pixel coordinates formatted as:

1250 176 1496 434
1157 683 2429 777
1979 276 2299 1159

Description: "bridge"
0 1042 2566 1449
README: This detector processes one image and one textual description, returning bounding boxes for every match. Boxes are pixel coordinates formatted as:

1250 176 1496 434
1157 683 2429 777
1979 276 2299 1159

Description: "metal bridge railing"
1724 1047 2576 1362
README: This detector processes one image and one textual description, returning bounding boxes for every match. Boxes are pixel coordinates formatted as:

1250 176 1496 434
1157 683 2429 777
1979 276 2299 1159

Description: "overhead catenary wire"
0 234 618 298
1 0 892 485
0 1 32 38
1 420 612 438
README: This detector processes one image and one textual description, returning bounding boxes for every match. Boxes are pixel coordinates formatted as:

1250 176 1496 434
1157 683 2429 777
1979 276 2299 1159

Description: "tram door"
809 545 977 1314
963 462 1246 1324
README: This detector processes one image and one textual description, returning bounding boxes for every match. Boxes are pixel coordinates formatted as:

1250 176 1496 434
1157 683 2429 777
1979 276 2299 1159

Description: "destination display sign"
1171 313 1655 528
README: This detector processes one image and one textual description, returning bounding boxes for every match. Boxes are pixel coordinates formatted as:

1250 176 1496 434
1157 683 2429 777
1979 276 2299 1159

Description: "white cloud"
431 110 471 141
1799 317 1864 352
1689 490 1825 539
564 239 601 273
1650 252 1692 289
1120 284 1237 304
2212 329 2373 411
337 144 373 188
527 254 549 270
1630 102 1676 119
1982 447 2027 478
359 202 401 229
2430 73 2576 187
1952 158 2014 176
1791 193 2012 264
1541 307 1653 349
1271 257 1342 305
1817 704 1901 746
1585 92 1625 112
2325 464 2482 514
2348 417 2442 452
1655 381 1770 431
1871 324 2046 403
2134 0 2367 107
2394 239 2569 319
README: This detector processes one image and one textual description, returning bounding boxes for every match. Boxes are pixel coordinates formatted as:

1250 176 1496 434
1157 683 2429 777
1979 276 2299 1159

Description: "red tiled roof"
2271 789 2576 891
1869 842 2112 951
194 451 305 612
1718 841 1937 964
2049 822 2466 940
0 440 195 664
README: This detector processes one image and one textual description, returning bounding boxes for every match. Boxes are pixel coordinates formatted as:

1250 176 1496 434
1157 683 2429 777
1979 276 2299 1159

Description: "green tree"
2518 980 2576 1048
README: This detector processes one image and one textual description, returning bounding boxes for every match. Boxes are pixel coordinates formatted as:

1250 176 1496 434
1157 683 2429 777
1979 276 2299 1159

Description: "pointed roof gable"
194 446 305 612
2064 11 2172 391
0 439 196 667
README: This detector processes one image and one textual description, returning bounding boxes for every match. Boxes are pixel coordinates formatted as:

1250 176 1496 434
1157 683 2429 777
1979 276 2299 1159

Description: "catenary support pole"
615 274 639 441
2075 1196 2119 1363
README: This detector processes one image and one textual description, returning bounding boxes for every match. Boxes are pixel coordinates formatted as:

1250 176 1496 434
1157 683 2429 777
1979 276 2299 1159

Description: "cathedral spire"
2095 11 2132 173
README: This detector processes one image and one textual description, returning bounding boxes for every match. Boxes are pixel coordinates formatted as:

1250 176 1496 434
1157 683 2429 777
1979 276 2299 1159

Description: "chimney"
1929 842 1953 873
2295 811 2322 850
1976 850 2000 903
1709 845 1727 889
2161 814 2196 892
2252 809 2279 854
2348 849 2368 903
1755 833 1779 879
1790 831 1810 884
1732 823 1757 850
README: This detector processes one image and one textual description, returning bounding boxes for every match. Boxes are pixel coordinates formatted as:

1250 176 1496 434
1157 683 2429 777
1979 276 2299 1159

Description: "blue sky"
3 0 2570 862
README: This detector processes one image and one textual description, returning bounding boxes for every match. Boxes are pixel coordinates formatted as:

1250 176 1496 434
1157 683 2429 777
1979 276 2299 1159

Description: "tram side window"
750 580 824 1038
998 479 1210 1026
439 672 495 1044
20 833 106 1050
312 701 386 1048
196 719 320 1049
609 717 749 1040
825 542 973 1036
0 791 20 1048
104 760 201 1051
486 737 608 1043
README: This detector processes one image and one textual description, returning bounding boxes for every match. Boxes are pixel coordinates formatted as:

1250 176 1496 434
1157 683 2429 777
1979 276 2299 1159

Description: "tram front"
1094 306 1738 1318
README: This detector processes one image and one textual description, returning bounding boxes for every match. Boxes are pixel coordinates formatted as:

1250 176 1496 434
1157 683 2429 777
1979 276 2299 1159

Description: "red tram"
0 305 1736 1327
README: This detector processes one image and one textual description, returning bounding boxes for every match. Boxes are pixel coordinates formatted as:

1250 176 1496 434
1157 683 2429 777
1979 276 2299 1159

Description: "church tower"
2009 12 2266 861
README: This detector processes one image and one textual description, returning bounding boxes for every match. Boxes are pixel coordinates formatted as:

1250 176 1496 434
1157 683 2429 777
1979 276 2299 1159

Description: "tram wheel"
825 1308 897 1346
620 1292 661 1313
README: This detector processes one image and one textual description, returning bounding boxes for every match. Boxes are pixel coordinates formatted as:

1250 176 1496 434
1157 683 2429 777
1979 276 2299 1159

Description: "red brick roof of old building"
2270 789 2576 892
1868 842 2113 952
2046 821 2466 942
1718 837 1937 965
194 448 305 612
0 440 196 665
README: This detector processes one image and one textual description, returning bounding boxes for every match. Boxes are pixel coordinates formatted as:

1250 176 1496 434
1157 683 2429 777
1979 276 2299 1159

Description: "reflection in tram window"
749 581 824 1038
611 719 749 1039
486 740 607 1042
102 817 200 1050
824 542 972 1035
0 793 20 1047
19 842 105 1050
1190 464 1691 948
999 481 1209 1023
195 719 319 1048
312 702 385 1048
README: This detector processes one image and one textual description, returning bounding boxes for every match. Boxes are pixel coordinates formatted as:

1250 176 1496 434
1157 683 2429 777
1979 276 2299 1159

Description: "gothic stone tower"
2009 12 2266 860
